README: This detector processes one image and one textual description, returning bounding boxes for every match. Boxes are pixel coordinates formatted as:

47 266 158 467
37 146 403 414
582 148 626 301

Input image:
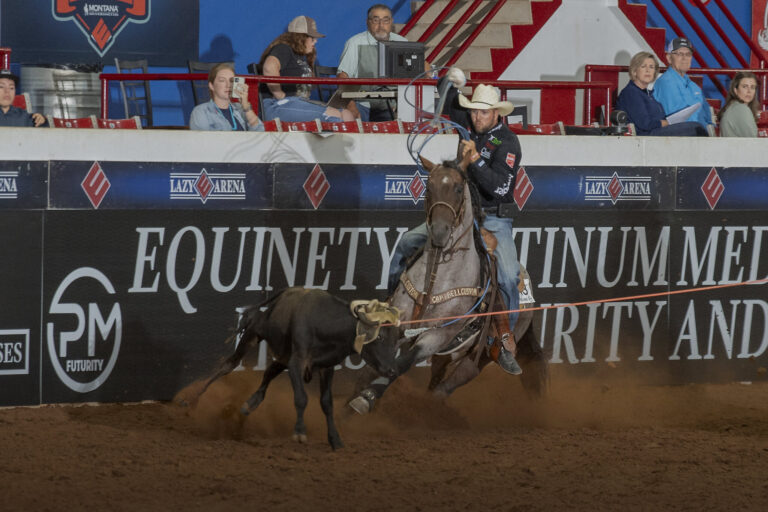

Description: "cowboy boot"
489 333 523 375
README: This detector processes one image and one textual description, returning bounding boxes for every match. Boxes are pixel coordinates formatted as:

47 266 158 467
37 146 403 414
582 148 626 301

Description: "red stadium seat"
12 93 30 112
47 115 98 128
280 119 322 133
261 119 281 131
508 121 565 135
320 120 362 133
96 116 142 129
361 120 403 133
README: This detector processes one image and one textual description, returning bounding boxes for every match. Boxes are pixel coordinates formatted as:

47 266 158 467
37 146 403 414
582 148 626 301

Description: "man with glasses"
336 4 409 121
653 37 713 129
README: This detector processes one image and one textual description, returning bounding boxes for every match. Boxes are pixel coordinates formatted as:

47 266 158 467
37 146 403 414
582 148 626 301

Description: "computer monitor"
377 41 426 78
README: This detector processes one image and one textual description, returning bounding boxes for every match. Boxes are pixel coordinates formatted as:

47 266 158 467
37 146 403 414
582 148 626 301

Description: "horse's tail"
515 318 550 398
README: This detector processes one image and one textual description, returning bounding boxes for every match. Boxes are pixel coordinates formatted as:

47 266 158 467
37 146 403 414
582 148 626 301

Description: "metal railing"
399 0 437 37
99 72 613 126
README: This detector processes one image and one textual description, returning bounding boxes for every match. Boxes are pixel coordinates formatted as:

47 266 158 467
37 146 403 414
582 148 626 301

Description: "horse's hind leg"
428 355 452 391
318 367 343 450
515 321 549 397
241 360 287 415
431 357 481 398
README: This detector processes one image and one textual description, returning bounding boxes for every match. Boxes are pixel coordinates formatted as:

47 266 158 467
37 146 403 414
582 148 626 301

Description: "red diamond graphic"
303 164 330 209
513 167 533 210
195 170 214 203
81 161 110 209
408 171 426 204
607 172 624 204
701 167 724 209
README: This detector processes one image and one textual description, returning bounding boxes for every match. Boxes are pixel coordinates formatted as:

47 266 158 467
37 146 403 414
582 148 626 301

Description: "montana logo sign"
53 0 151 57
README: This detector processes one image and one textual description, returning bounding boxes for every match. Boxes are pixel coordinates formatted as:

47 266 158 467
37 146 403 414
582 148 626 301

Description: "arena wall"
0 128 766 406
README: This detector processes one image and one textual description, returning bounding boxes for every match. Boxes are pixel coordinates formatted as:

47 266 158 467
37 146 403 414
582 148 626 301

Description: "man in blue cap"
653 37 713 130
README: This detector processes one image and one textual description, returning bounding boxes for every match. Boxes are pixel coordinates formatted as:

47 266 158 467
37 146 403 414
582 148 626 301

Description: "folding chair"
315 64 338 103
114 58 153 127
188 60 234 105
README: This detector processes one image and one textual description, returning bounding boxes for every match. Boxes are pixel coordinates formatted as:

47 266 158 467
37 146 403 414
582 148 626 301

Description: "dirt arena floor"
2 367 767 512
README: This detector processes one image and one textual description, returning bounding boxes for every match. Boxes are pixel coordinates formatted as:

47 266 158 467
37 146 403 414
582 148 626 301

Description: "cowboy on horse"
388 82 524 375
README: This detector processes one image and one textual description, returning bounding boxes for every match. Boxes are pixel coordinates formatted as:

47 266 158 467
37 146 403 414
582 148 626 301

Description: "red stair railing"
399 0 437 37
711 0 766 67
427 0 484 63
690 1 748 68
417 0 460 43
445 0 507 68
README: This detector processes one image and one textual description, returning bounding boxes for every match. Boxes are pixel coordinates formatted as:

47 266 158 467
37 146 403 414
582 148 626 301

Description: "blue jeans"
262 96 342 122
388 214 520 328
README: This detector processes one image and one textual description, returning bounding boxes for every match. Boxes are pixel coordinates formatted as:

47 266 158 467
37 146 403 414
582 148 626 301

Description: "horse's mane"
441 159 490 281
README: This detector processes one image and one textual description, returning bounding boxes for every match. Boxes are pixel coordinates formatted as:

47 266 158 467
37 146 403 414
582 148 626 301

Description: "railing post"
100 76 108 119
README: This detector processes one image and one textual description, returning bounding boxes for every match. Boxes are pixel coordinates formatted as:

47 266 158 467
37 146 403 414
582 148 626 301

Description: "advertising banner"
36 208 768 405
0 212 43 406
0 161 48 210
49 161 273 210
1 1 198 66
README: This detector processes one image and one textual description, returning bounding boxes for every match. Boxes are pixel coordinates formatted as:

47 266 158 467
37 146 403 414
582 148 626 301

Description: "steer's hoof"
240 403 251 416
292 433 308 443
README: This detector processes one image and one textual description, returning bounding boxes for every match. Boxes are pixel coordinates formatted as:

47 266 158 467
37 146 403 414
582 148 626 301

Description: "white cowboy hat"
457 84 515 116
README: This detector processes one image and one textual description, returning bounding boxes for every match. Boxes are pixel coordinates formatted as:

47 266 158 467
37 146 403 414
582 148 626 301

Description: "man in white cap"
653 37 713 128
0 69 45 127
388 83 523 375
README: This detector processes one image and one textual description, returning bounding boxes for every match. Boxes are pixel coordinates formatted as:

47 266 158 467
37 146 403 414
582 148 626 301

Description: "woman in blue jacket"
616 52 706 136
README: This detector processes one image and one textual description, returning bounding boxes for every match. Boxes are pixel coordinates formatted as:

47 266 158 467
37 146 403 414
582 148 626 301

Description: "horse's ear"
419 155 436 173
457 148 473 172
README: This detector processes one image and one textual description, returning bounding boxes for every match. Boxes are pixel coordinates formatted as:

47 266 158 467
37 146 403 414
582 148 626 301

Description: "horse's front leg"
348 330 445 414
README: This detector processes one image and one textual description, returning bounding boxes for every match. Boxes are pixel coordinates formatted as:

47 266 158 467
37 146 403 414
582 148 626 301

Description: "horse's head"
419 153 471 248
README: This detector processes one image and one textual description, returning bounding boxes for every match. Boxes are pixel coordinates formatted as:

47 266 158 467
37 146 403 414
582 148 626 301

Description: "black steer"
197 288 398 450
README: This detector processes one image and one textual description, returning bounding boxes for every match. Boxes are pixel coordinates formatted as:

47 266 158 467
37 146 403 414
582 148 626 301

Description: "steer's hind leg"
318 367 343 450
193 334 257 404
241 361 286 415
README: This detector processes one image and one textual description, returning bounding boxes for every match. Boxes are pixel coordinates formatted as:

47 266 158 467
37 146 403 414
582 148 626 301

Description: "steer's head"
353 301 400 379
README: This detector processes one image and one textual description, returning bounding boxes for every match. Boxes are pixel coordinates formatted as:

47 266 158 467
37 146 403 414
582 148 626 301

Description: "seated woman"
189 63 263 131
616 51 706 136
258 16 354 123
719 71 759 137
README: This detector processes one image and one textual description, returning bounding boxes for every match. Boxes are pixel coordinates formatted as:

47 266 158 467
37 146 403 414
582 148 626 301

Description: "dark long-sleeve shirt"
0 105 35 127
616 81 666 135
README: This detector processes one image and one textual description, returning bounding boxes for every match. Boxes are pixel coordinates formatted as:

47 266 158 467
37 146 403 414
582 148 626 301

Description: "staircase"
398 0 561 79
617 0 666 61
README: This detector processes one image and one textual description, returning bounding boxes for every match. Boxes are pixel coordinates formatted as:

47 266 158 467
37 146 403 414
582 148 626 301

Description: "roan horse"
348 152 548 413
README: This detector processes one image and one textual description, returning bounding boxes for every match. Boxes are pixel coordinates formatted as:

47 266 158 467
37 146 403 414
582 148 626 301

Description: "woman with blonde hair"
258 16 355 123
719 71 760 137
616 51 706 136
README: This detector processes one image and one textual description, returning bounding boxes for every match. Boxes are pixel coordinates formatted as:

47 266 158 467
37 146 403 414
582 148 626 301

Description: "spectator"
0 69 45 127
653 37 713 129
258 16 354 123
719 71 760 138
337 4 409 121
616 51 706 136
189 63 263 131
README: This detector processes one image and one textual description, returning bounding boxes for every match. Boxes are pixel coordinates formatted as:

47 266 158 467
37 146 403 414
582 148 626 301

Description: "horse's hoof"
330 439 344 451
292 433 308 443
348 396 372 415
